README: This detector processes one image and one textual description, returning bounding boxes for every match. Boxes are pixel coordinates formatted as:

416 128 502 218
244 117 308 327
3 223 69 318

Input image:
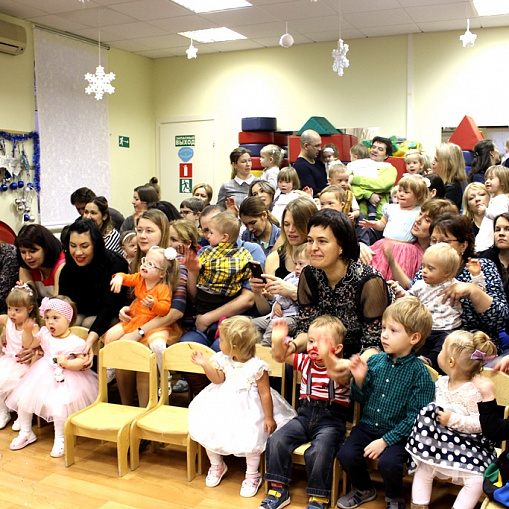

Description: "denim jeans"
264 398 347 498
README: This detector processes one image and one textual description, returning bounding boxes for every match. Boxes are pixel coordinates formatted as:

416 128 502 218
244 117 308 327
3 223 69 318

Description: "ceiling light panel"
171 0 252 14
179 27 247 43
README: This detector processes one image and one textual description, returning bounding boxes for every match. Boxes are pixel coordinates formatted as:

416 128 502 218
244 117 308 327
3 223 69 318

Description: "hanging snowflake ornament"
186 39 198 59
460 19 477 47
332 38 349 77
85 65 115 100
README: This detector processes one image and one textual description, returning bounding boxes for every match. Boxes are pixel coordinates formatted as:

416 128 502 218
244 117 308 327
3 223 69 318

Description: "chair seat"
136 406 189 435
293 443 311 456
71 403 145 431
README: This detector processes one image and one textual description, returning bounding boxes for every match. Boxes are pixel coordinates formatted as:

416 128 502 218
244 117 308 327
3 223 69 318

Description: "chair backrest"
101 340 155 373
424 363 440 382
256 344 286 399
165 342 215 373
70 326 101 356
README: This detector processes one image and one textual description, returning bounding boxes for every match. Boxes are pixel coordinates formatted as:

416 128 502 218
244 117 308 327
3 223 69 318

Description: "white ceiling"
0 0 508 59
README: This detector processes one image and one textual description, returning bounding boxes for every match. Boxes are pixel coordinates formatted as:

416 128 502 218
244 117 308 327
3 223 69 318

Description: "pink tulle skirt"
6 358 98 422
0 355 30 401
370 239 423 281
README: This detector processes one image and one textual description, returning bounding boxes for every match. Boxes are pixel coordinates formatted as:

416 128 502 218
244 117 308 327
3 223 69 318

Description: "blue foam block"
241 117 277 132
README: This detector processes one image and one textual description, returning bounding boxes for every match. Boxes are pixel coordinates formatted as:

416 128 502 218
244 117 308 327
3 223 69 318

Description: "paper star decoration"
85 66 115 100
332 39 349 77
186 40 198 59
460 19 477 47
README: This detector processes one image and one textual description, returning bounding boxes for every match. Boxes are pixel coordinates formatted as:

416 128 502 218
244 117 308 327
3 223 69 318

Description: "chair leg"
331 458 342 504
117 427 130 477
63 420 75 467
186 436 197 481
129 425 140 471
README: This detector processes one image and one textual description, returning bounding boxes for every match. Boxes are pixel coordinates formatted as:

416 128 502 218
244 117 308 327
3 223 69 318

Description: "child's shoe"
336 487 376 508
240 472 262 497
11 418 20 431
385 497 405 509
307 496 329 509
50 437 65 458
173 378 189 393
259 486 290 509
205 461 228 487
0 411 11 429
10 430 37 450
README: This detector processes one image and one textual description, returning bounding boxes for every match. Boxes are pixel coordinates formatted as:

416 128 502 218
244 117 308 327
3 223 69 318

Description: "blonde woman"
432 142 467 209
462 182 490 236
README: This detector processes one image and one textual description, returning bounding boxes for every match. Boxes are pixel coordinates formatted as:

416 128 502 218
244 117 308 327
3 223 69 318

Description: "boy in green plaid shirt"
333 297 435 509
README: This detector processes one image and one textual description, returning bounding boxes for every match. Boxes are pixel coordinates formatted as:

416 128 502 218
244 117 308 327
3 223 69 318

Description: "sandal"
240 473 262 497
205 461 228 487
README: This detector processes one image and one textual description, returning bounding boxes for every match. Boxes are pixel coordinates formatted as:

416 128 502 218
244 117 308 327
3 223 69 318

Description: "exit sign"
118 136 130 148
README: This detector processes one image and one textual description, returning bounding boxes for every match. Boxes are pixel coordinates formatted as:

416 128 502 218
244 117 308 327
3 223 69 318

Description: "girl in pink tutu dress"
360 175 428 280
188 316 296 499
7 296 98 458
0 283 40 431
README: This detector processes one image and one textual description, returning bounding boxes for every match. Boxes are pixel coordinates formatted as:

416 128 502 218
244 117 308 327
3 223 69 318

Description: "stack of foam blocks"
239 117 290 177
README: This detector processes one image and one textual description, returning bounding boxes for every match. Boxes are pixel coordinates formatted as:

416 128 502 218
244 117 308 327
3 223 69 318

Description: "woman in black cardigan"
59 219 128 366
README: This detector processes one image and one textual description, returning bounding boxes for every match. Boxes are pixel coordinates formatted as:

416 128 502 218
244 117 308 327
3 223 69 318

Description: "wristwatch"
138 328 145 337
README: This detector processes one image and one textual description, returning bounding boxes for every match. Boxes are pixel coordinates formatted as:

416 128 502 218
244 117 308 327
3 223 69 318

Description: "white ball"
279 33 294 48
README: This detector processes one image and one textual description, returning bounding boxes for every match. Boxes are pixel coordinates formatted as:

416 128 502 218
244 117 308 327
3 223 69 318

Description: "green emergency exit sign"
119 136 130 148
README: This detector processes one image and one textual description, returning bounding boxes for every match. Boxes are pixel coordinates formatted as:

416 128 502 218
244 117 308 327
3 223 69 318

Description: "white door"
159 119 215 208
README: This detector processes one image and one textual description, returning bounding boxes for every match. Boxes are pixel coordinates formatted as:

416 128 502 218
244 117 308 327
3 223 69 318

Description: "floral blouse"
296 261 393 358
414 258 509 352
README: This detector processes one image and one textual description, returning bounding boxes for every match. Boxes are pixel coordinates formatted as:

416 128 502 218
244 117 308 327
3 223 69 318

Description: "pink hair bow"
470 349 496 364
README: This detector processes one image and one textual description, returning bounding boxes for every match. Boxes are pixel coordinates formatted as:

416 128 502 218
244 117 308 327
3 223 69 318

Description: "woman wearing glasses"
413 213 509 353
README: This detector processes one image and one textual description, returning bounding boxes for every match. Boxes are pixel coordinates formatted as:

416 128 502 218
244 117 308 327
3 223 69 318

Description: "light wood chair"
481 498 506 508
129 342 215 481
256 344 286 399
424 363 440 382
64 340 158 477
70 326 102 356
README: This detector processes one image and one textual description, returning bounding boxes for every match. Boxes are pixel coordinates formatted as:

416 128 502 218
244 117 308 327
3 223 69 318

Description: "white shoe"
240 474 262 497
10 430 37 450
106 368 116 383
11 418 20 431
205 462 228 487
50 437 65 458
0 412 11 430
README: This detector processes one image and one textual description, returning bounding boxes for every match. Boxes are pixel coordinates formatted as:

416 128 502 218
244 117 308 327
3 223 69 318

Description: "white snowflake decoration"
186 40 198 59
85 65 115 100
332 38 349 77
460 19 477 47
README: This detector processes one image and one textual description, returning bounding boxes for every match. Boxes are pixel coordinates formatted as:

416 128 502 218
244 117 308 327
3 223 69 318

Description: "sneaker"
50 437 65 458
259 486 290 509
173 378 189 393
307 498 328 509
240 473 262 498
0 411 11 430
385 497 405 509
205 461 228 487
11 418 20 431
336 487 377 509
106 367 116 384
10 430 37 451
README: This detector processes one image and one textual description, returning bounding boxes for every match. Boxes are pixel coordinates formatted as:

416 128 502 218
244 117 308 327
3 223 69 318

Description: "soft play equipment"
296 116 341 136
241 117 277 132
449 115 484 151
238 131 274 144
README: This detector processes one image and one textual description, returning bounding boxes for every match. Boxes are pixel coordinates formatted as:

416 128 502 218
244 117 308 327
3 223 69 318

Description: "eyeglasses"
141 257 164 270
429 237 458 245
180 210 194 216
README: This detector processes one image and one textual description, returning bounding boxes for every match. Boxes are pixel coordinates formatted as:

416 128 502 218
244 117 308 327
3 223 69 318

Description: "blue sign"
178 147 194 162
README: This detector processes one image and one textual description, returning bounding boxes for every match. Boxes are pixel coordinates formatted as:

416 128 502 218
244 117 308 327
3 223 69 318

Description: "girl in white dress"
188 315 296 498
0 283 40 430
7 296 98 458
406 330 498 509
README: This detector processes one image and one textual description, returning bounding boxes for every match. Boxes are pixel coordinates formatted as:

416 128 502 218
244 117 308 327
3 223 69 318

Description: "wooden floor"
0 385 481 509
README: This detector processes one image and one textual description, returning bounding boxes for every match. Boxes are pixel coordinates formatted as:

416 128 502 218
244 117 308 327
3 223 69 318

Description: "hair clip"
470 349 496 364
11 282 34 296
164 247 177 261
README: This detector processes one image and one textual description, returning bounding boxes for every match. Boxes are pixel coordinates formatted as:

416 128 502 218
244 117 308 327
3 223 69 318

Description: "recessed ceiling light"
473 0 509 16
171 0 252 14
179 27 246 43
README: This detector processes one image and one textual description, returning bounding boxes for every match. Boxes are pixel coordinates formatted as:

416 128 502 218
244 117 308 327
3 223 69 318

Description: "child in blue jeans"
334 297 435 509
260 315 350 509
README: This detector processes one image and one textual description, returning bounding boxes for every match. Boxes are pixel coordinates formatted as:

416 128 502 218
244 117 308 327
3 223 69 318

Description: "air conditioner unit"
0 19 27 56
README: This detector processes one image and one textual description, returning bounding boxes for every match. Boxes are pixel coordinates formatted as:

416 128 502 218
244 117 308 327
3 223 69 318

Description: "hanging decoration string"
332 0 349 76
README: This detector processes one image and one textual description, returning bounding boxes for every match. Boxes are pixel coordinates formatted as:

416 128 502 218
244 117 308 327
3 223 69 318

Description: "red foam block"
238 131 274 144
449 115 484 151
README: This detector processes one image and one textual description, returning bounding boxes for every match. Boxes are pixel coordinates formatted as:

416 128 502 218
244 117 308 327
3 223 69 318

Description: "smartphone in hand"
248 261 266 283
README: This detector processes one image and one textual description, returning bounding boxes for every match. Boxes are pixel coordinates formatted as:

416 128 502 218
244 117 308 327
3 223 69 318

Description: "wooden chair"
256 344 286 399
129 342 215 481
481 498 506 508
64 340 158 477
70 326 102 356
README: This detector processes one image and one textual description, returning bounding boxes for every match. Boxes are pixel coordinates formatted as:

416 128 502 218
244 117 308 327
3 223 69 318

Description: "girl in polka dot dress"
406 330 497 509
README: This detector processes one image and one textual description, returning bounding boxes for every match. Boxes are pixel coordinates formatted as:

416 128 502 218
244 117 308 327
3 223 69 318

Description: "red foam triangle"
449 115 483 150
